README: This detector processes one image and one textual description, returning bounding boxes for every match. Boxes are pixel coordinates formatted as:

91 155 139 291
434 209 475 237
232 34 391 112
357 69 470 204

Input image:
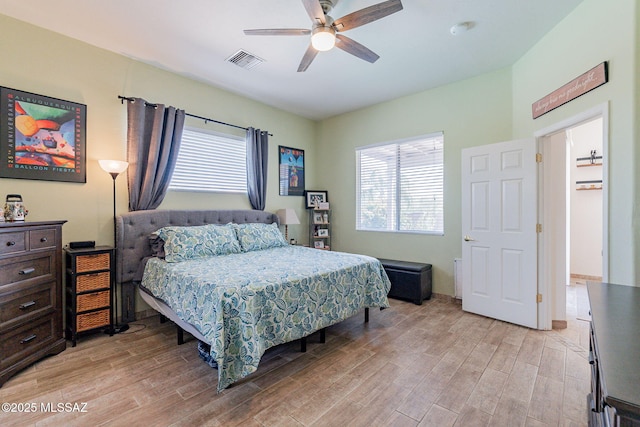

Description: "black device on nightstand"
64 246 114 346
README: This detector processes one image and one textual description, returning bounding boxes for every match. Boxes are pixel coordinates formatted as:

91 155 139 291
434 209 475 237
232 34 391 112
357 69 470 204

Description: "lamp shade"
99 159 129 175
276 208 300 225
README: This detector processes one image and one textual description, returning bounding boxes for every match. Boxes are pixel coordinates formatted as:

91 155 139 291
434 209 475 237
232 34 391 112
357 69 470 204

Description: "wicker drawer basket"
76 272 110 292
77 290 110 312
76 253 110 273
76 309 110 332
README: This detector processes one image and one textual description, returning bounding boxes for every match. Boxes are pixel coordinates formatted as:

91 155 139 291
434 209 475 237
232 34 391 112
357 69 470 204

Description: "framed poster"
279 145 305 196
0 86 86 183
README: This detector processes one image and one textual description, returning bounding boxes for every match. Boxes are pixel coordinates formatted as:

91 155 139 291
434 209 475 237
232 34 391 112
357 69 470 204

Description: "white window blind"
356 133 444 234
169 127 247 193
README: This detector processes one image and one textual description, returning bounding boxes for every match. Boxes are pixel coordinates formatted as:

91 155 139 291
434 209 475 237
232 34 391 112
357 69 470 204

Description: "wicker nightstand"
64 246 114 346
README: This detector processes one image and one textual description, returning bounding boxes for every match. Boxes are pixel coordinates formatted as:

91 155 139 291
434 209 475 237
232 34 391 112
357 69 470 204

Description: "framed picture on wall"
279 145 305 196
0 86 87 183
305 190 328 209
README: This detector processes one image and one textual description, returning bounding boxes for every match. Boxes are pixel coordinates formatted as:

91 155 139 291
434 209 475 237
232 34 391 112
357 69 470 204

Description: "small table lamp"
99 159 129 334
276 208 300 241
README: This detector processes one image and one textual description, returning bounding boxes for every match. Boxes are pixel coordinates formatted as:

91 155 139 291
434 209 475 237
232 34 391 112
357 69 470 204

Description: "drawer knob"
19 301 36 310
40 237 48 242
6 240 16 246
19 267 36 275
20 334 37 344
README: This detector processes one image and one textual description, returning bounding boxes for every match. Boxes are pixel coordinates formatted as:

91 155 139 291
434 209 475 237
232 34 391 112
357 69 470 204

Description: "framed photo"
0 86 86 183
305 190 328 209
313 212 323 224
314 241 325 249
279 145 305 196
318 229 329 237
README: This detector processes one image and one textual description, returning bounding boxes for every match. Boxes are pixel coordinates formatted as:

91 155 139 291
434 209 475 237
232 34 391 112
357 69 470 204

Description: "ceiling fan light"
311 27 336 51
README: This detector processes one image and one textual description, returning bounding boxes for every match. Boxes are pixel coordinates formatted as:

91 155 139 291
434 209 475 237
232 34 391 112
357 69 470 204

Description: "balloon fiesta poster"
0 87 86 183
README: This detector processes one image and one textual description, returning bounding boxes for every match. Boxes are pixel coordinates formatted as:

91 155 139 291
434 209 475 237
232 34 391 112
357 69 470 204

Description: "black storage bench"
378 259 432 305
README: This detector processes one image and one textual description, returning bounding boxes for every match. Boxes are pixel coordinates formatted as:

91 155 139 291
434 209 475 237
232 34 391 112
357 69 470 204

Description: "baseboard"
134 308 159 321
570 273 602 282
552 320 568 329
431 292 461 305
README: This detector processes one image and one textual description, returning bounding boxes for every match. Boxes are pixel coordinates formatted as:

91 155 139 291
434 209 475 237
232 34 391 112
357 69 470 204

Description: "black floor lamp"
99 159 129 334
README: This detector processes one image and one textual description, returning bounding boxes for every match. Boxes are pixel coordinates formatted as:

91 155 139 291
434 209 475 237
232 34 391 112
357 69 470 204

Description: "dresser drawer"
1 316 55 368
76 271 110 293
76 309 110 332
0 231 27 256
30 229 56 250
0 282 53 326
77 290 110 312
0 253 54 287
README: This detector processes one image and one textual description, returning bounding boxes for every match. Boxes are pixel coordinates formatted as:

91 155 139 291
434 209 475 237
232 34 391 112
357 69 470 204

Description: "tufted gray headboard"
115 209 279 287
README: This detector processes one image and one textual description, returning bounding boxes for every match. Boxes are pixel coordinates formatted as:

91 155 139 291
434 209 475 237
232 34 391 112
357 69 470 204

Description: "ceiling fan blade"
333 0 403 32
302 0 326 25
297 44 319 72
244 29 311 36
335 34 379 63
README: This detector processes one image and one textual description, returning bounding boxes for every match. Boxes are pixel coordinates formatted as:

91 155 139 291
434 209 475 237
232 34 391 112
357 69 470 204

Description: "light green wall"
635 0 640 287
512 0 637 285
317 68 513 295
2 0 638 304
318 0 639 294
0 14 316 248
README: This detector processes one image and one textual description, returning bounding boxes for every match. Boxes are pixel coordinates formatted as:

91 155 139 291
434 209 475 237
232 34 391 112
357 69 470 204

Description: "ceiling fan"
243 0 403 72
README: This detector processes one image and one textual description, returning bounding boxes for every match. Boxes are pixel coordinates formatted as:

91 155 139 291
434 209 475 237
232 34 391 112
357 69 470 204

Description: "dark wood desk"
587 281 640 426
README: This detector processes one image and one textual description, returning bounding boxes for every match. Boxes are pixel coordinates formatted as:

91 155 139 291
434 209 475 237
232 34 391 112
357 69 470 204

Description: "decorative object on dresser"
64 246 114 346
276 208 300 241
378 259 432 305
587 281 640 426
0 220 66 387
309 207 331 250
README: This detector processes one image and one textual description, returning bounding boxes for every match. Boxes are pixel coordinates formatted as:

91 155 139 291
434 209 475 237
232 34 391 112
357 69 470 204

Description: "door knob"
463 235 475 241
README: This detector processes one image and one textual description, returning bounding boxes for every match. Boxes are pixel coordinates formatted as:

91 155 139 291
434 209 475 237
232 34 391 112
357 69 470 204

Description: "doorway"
536 104 608 329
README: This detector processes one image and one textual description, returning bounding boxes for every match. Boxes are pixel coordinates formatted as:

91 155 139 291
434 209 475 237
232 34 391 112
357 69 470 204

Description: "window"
169 127 247 193
356 132 444 234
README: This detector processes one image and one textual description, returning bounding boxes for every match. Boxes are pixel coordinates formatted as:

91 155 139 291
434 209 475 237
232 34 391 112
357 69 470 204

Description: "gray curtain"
246 127 269 210
126 98 185 211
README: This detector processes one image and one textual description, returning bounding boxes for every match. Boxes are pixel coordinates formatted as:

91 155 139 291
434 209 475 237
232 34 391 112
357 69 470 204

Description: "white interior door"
461 139 538 328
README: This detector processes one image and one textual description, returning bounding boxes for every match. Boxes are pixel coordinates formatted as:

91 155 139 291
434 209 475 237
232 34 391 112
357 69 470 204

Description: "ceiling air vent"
226 49 264 70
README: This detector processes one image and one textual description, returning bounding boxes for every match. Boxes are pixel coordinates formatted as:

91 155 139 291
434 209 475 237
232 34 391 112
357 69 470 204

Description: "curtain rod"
118 95 273 136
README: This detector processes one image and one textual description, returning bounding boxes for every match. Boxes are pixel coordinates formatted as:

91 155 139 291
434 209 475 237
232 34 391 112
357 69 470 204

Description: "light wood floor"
0 294 590 427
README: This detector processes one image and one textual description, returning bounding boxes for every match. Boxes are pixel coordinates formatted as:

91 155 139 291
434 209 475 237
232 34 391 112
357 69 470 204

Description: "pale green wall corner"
317 0 639 294
0 14 316 248
316 68 513 296
511 0 637 286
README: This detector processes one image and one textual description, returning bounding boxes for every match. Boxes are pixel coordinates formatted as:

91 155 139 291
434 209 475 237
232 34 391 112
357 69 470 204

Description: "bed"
115 209 391 391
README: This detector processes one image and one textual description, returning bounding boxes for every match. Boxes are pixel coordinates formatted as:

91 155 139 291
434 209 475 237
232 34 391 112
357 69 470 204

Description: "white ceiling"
0 0 583 120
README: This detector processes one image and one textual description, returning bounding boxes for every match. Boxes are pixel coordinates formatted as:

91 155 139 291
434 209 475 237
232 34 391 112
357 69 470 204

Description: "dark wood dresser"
0 220 66 387
587 281 640 426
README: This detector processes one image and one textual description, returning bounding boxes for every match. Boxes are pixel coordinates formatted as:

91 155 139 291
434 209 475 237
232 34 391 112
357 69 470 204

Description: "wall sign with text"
532 62 608 119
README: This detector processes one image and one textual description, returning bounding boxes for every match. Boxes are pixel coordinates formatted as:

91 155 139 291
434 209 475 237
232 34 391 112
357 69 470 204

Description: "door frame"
534 102 609 330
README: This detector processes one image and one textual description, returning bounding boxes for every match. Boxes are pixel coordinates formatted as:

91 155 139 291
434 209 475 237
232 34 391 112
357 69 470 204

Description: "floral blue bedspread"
140 245 391 391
